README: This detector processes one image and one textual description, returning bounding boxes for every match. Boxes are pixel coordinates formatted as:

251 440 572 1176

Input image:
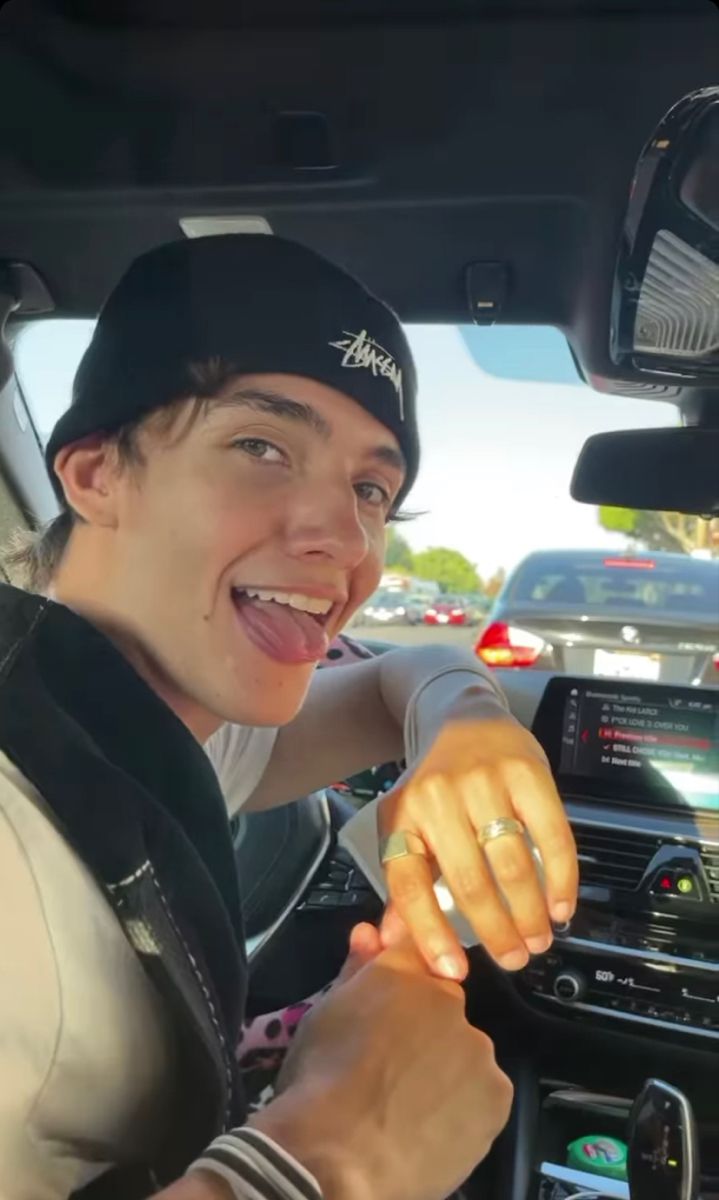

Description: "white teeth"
288 593 333 615
236 587 332 616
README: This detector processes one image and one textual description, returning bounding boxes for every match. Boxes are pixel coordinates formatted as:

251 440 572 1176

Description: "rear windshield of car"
508 557 719 618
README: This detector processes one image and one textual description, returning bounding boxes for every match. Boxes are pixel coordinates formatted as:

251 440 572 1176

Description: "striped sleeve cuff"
189 1126 323 1200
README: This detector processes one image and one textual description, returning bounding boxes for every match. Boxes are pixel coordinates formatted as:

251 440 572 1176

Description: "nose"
284 480 369 569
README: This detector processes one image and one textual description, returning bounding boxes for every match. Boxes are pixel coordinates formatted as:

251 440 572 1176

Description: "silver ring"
379 830 428 865
477 817 525 848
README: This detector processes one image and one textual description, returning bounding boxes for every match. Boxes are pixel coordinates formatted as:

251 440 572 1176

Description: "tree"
484 567 507 599
598 507 717 556
412 546 481 594
385 526 415 571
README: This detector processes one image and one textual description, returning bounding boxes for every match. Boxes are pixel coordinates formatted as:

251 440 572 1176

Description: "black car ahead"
475 549 719 686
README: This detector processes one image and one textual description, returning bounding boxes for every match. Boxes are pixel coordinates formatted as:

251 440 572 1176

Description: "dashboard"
502 673 719 1047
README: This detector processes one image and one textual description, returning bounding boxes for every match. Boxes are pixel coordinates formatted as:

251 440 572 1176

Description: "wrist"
407 671 511 760
249 1091 373 1200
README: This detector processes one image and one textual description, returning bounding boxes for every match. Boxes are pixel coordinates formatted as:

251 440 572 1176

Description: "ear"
52 435 123 526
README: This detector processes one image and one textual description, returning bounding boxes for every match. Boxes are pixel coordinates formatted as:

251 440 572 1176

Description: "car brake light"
426 608 437 617
603 557 655 570
475 621 546 667
450 608 463 616
713 652 719 671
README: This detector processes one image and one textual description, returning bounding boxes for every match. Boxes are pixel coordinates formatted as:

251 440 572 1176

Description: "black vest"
0 585 248 1197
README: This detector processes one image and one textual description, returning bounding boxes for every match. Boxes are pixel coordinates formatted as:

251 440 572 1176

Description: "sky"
15 319 676 580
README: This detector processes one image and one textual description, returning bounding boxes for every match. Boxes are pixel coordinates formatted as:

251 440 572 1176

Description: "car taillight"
713 652 719 671
603 557 656 570
451 608 463 616
475 621 546 667
426 608 437 616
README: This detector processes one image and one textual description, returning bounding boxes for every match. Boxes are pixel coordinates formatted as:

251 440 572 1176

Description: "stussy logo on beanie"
329 329 404 420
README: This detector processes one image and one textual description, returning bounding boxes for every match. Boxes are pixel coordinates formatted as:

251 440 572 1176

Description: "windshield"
15 317 718 683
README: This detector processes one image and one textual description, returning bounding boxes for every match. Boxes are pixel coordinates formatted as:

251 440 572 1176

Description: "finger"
423 798 531 972
502 758 579 925
383 852 469 981
379 902 407 948
377 929 466 999
463 774 554 956
350 921 383 961
337 922 383 985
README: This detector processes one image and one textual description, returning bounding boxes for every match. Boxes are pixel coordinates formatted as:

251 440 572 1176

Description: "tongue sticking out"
232 594 330 664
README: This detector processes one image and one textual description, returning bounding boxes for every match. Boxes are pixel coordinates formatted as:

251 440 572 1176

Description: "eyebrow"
218 386 407 475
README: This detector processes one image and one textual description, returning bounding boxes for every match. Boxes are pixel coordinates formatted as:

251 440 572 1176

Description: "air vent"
700 847 719 903
573 824 661 892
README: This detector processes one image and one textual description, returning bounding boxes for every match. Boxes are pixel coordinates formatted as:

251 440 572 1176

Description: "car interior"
0 2 718 1199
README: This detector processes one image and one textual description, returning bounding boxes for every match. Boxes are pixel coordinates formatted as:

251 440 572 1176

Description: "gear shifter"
628 1078 700 1200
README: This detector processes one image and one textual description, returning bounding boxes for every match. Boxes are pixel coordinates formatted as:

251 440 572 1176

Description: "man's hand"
250 937 513 1200
378 716 578 980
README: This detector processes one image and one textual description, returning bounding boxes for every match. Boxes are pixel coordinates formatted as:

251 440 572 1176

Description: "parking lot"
350 622 479 649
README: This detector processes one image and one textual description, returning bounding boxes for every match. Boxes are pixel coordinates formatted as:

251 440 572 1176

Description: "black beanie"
45 235 419 505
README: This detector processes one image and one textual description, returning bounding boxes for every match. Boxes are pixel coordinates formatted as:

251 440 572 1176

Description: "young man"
0 235 577 1200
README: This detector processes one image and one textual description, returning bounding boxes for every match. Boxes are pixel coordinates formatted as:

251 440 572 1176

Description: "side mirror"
611 86 719 384
571 426 719 517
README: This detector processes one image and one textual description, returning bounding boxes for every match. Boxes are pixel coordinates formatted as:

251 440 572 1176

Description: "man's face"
87 374 406 738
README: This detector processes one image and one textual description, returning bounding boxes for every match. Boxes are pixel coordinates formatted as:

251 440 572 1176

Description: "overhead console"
519 677 719 1045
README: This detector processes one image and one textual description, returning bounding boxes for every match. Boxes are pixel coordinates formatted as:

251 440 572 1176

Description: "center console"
521 678 719 1043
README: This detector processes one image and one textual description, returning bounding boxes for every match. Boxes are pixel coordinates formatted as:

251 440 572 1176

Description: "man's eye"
355 480 391 507
232 438 285 463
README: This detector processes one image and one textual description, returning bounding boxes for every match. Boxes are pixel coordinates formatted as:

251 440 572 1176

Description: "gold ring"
379 830 428 865
477 817 525 848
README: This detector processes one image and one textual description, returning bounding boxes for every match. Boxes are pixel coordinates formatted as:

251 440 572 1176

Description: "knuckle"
504 755 537 781
467 764 501 794
472 1041 514 1113
471 1026 496 1057
417 770 445 797
389 871 427 907
488 847 531 888
451 865 486 907
419 774 453 815
495 1070 515 1121
543 824 577 861
506 754 552 791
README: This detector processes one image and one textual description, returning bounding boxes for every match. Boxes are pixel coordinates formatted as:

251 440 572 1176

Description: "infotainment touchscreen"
533 679 719 812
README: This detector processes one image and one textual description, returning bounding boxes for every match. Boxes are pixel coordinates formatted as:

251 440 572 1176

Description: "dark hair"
2 359 240 594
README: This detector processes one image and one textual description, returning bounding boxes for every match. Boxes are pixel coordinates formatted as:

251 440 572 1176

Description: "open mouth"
230 587 338 664
233 587 334 625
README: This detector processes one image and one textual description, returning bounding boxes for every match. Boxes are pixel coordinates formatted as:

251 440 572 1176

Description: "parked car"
358 590 425 626
424 595 473 626
475 549 719 684
460 593 488 626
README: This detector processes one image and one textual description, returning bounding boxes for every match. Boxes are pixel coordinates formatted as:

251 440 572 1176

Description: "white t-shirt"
204 722 278 816
0 723 277 1200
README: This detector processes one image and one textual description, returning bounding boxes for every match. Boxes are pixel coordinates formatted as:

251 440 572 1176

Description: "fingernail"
552 901 573 923
499 949 530 972
526 934 552 956
437 955 466 981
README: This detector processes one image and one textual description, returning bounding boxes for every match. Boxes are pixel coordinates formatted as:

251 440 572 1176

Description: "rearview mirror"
571 427 719 517
611 86 719 383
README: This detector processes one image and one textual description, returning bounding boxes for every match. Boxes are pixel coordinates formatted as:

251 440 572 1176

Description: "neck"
49 578 222 745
